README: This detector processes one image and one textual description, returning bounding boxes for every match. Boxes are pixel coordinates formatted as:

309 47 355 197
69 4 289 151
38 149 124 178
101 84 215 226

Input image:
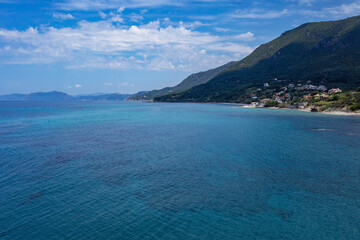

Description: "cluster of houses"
328 88 343 94
250 79 343 107
303 88 342 100
304 93 328 100
288 83 328 92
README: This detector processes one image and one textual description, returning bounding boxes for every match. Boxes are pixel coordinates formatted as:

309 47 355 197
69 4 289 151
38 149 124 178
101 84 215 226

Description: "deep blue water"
1 101 360 239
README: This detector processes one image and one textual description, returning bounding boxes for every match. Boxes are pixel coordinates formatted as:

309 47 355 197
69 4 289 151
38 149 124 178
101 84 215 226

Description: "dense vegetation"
155 16 360 106
309 90 360 111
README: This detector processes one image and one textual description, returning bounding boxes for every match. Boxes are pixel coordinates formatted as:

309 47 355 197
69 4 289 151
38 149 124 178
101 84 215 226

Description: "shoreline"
129 99 360 117
234 104 360 117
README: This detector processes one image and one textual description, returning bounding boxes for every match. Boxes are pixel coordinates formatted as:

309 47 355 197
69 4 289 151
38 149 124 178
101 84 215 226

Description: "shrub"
311 91 319 96
278 102 286 108
350 103 360 111
354 93 360 103
311 108 319 112
345 92 352 99
328 95 339 101
320 105 331 111
264 100 279 107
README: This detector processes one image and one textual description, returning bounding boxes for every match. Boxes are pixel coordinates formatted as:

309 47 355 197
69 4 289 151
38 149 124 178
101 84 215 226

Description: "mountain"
0 91 132 101
155 16 360 103
77 93 131 101
0 91 74 101
129 61 236 100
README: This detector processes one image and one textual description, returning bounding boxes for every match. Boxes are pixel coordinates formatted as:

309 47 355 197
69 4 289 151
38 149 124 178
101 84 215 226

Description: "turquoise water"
1 101 360 239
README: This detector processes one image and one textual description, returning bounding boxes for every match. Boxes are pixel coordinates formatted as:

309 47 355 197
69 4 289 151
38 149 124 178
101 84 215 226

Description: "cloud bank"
0 19 253 71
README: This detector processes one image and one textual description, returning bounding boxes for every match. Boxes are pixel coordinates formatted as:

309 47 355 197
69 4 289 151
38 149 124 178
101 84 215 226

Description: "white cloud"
232 9 289 19
119 82 135 87
75 84 82 88
104 82 113 86
288 0 315 6
206 43 253 54
234 32 255 41
214 27 230 32
99 12 107 19
324 2 360 17
57 0 181 11
117 6 125 13
0 20 253 71
111 15 123 22
53 13 75 20
298 1 360 19
67 86 73 89
179 20 204 29
129 13 144 22
298 0 315 5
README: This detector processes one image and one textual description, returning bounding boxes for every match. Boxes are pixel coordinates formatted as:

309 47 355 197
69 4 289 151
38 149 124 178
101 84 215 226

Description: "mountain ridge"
0 91 132 101
155 15 360 103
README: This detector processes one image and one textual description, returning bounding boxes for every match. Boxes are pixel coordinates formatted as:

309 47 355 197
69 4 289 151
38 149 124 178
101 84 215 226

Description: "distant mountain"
128 61 236 101
0 91 74 101
0 91 132 101
77 93 106 97
77 93 131 101
156 16 360 103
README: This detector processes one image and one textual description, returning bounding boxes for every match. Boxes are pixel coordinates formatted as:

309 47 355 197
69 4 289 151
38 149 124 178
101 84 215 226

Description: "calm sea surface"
1 101 360 239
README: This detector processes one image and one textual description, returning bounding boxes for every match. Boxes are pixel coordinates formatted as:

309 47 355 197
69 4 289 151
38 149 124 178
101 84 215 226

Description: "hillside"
155 16 360 103
129 61 236 100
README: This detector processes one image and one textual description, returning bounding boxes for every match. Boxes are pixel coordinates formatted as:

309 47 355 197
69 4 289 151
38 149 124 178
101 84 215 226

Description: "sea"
0 101 360 239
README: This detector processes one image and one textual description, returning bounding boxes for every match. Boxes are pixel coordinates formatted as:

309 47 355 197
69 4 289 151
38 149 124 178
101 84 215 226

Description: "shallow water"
1 101 360 239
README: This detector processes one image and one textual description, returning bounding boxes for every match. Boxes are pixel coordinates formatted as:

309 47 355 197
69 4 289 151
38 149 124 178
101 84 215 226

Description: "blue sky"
0 0 360 95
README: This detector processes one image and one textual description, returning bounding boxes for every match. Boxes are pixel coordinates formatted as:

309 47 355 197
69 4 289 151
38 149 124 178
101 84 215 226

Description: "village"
248 78 347 111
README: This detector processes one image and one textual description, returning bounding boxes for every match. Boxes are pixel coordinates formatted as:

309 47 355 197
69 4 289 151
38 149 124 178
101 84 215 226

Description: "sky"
0 0 360 95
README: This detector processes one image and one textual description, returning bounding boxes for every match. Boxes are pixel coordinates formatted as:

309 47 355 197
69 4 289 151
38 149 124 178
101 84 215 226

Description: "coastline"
236 104 360 117
128 99 360 117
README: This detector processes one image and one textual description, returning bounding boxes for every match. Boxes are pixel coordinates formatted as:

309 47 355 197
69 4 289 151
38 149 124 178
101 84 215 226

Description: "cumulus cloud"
104 83 113 86
75 84 82 88
0 19 253 71
53 13 75 20
234 32 255 41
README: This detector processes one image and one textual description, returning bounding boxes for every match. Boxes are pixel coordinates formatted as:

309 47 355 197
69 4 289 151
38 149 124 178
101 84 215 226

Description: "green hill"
155 16 360 103
128 61 235 100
